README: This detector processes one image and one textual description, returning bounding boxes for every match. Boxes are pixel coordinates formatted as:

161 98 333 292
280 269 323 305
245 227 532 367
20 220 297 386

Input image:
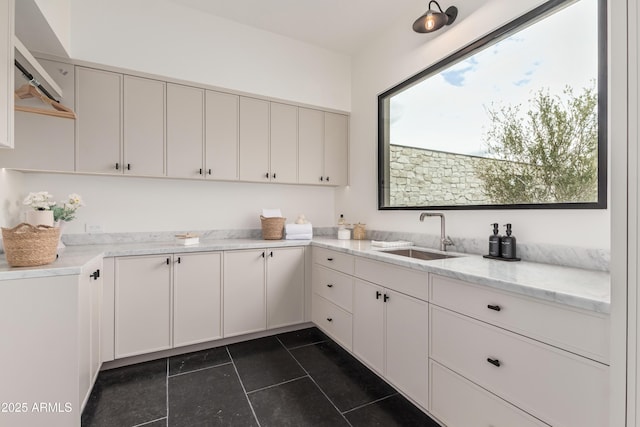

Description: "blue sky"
389 0 598 157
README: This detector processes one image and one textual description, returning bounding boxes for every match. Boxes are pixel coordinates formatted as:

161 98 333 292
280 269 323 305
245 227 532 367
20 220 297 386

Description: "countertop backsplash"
0 226 609 272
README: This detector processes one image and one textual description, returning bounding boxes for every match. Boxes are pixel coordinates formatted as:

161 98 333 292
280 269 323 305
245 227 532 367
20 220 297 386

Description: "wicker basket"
260 215 286 240
1 223 60 267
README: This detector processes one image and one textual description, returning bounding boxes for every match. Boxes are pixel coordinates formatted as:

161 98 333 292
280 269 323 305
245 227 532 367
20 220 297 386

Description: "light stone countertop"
0 237 610 314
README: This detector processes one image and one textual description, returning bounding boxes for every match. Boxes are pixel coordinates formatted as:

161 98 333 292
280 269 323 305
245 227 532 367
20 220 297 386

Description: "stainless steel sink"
381 248 458 261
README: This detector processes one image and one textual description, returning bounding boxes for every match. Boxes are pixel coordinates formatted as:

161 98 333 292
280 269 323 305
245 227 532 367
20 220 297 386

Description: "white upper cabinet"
123 75 165 176
269 102 298 184
76 67 122 174
167 83 204 179
299 108 349 186
0 0 13 149
239 97 270 182
324 112 348 186
206 90 239 181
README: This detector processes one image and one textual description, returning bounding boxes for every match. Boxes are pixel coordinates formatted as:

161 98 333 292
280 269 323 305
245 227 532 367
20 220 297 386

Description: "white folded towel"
286 233 313 240
285 223 313 235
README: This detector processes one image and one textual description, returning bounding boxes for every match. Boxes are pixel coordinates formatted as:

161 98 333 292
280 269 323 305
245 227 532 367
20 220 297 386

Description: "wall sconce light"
412 1 458 33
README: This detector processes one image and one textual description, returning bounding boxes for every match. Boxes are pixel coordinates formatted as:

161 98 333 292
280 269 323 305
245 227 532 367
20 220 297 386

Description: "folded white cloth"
285 233 313 240
285 223 313 235
371 240 413 248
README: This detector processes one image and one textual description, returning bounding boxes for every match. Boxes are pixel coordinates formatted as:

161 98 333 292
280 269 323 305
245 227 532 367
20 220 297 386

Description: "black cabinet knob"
265 172 270 178
327 258 334 261
487 304 502 312
487 358 501 367
320 176 324 181
327 283 334 288
208 169 212 175
115 162 120 170
326 318 333 322
326 176 330 182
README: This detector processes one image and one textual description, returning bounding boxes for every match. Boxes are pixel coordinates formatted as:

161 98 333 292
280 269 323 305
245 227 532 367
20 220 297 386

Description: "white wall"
69 0 351 112
0 169 24 228
338 0 611 250
18 173 335 234
34 0 71 54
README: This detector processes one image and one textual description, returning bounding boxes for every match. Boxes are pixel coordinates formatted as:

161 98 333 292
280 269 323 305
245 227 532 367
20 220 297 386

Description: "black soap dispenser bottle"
501 223 517 259
489 223 501 257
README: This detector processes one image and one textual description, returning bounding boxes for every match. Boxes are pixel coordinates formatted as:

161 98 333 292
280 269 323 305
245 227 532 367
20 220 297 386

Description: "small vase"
26 210 54 227
55 220 66 253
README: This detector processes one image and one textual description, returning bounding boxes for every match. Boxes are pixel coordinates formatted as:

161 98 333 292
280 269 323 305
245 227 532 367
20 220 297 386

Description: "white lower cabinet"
0 258 102 427
312 293 353 350
173 252 222 347
353 279 428 408
114 252 223 357
115 255 173 358
224 247 305 336
430 360 549 427
430 304 609 427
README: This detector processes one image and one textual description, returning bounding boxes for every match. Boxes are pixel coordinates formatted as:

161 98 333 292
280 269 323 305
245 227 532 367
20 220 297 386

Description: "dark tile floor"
82 327 440 427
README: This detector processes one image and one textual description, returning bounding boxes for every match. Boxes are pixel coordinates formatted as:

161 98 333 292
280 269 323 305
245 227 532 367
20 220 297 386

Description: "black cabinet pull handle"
115 162 119 170
261 252 265 258
199 168 203 175
177 257 181 264
327 258 334 261
327 283 334 288
208 169 212 175
127 163 131 170
90 269 100 280
265 172 270 178
383 294 390 302
487 304 501 312
269 251 273 257
326 176 330 182
487 358 501 367
166 258 170 265
326 317 333 322
320 176 324 181
273 173 277 179
376 291 382 299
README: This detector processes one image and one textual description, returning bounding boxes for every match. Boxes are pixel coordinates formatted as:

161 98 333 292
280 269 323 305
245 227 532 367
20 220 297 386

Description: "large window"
378 0 606 210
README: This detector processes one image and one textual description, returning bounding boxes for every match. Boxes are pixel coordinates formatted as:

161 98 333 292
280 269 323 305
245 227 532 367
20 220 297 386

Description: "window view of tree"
476 84 598 204
378 0 605 210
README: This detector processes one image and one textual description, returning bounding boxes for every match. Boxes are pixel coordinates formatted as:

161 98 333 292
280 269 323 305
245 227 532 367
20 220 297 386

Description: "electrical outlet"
85 224 104 233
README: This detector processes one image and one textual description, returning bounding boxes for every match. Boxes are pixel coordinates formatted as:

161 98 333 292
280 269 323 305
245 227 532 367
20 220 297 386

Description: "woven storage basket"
260 215 286 240
2 223 60 267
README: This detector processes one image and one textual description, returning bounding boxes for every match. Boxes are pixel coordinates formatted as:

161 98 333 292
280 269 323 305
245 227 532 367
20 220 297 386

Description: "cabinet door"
324 112 348 185
223 249 266 337
115 255 172 358
76 67 122 173
123 76 165 176
0 0 13 148
206 90 239 180
174 252 222 347
267 247 304 328
269 102 298 183
167 84 204 178
3 59 74 171
385 289 428 408
239 97 270 182
298 107 324 184
352 279 384 375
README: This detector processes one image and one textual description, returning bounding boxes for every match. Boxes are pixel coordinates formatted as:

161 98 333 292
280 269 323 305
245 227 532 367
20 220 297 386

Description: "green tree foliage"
475 85 598 204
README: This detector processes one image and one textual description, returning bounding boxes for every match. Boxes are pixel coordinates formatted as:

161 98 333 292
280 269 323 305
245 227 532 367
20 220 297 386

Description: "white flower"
67 193 84 208
23 191 56 210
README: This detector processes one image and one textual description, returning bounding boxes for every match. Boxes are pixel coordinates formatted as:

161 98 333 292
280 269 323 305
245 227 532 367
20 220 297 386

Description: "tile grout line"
165 358 169 426
341 392 399 415
226 346 262 427
275 336 354 427
131 416 168 427
284 339 329 351
167 361 233 378
245 374 309 395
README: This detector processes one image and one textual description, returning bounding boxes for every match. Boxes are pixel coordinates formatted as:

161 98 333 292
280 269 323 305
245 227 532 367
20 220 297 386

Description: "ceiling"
170 0 429 54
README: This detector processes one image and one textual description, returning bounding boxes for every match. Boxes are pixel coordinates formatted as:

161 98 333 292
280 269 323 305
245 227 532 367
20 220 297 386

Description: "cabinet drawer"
312 265 353 312
312 294 352 350
354 257 428 301
430 306 609 427
430 274 609 363
313 247 354 275
430 360 549 427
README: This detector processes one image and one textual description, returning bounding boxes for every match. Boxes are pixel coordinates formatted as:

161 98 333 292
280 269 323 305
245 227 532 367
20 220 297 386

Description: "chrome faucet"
419 212 454 252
